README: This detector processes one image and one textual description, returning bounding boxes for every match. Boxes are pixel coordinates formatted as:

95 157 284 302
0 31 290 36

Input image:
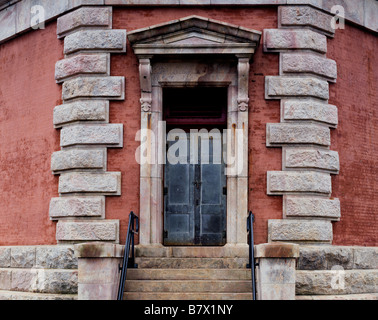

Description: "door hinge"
222 230 227 239
164 230 168 239
223 187 227 195
163 187 168 196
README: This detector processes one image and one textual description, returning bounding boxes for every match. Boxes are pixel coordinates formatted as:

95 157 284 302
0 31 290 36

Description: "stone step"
127 268 251 280
125 280 252 293
135 257 249 269
296 293 378 300
124 292 253 300
0 290 77 300
296 270 378 296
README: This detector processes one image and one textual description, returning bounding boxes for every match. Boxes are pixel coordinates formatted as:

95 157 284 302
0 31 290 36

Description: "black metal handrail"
117 211 139 301
247 211 257 300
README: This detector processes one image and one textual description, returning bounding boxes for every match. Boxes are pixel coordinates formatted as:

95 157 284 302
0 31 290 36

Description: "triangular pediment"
128 15 262 57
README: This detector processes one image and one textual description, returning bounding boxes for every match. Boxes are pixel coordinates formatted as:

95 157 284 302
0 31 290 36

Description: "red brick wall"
328 24 378 246
0 21 62 245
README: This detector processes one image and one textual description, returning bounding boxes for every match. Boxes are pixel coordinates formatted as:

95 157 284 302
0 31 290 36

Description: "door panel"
164 133 226 246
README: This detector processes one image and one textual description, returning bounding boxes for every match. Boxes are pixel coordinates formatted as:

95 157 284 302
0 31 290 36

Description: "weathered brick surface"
64 29 126 55
283 147 339 173
49 197 105 220
279 6 335 36
264 29 327 53
58 172 121 195
267 171 332 195
266 76 329 100
284 196 341 221
60 124 123 147
282 99 338 126
55 53 109 83
51 148 106 172
53 100 109 128
267 123 331 146
56 220 120 243
62 76 125 101
268 219 333 243
281 53 337 82
57 6 112 38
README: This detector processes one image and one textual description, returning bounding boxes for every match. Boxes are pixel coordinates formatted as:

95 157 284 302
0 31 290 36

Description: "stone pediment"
128 15 262 57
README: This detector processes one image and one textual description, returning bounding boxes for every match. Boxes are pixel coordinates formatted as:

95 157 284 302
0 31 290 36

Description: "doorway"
163 87 228 246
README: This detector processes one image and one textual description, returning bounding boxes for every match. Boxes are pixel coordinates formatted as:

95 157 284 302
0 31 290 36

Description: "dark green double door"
164 134 227 246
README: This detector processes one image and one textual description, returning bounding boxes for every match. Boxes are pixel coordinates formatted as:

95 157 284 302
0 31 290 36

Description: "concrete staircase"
124 247 253 300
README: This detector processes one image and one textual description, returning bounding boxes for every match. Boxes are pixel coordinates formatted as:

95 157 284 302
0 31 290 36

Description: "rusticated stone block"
264 29 327 53
53 100 109 128
268 219 333 243
62 76 125 101
49 196 105 220
296 270 378 295
36 246 78 269
0 247 11 267
57 6 112 38
11 247 36 268
55 53 109 83
283 147 339 173
64 29 126 55
265 76 329 100
56 220 120 243
281 53 337 82
353 247 378 269
51 148 107 172
60 124 123 147
59 172 121 195
284 196 341 221
279 6 335 36
11 269 78 294
267 123 330 147
267 171 332 195
0 269 11 290
282 99 338 127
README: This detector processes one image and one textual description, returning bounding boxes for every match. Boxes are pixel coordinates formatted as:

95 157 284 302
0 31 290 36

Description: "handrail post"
247 211 257 300
117 211 139 301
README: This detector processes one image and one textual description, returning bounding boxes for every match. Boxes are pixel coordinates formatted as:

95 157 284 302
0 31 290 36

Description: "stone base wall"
0 246 78 300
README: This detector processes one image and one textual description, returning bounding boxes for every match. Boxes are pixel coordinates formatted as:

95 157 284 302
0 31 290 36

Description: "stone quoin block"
53 100 109 128
283 147 340 173
60 124 123 147
49 196 105 220
51 148 107 173
63 29 126 55
267 171 332 195
267 123 331 147
55 53 110 83
282 99 338 127
58 172 121 195
281 53 337 82
62 76 125 101
284 196 341 221
57 6 113 38
268 219 333 243
56 220 120 243
279 6 335 36
265 76 329 100
263 29 327 53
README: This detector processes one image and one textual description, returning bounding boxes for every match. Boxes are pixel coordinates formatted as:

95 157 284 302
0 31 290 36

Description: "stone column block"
64 29 127 55
265 76 329 100
58 172 121 195
267 171 332 195
53 100 109 128
263 29 327 53
57 6 113 39
62 76 125 101
49 196 105 220
60 124 123 147
284 196 341 221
